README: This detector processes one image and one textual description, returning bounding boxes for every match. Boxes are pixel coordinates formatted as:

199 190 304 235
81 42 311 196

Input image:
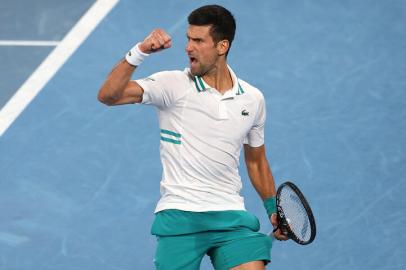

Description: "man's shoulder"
151 69 190 79
144 69 193 86
238 78 264 101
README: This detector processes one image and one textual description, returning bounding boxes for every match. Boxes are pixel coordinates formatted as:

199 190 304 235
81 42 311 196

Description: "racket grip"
273 225 289 236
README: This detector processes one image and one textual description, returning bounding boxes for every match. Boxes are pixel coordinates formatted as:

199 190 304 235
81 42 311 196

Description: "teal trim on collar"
237 82 245 95
194 76 206 92
194 77 201 92
194 74 244 96
197 76 205 91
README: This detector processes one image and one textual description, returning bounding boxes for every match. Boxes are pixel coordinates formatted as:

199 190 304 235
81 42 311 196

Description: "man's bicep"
110 81 144 105
244 144 266 164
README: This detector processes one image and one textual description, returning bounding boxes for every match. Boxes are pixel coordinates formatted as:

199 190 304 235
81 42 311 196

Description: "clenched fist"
139 28 172 54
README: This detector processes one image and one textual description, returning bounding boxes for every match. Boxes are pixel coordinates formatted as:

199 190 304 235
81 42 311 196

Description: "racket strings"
279 186 311 241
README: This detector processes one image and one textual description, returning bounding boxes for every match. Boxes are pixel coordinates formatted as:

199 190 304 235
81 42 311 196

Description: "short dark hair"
188 5 236 54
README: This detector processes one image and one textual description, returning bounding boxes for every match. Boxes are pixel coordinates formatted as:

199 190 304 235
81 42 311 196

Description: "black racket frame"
275 181 316 245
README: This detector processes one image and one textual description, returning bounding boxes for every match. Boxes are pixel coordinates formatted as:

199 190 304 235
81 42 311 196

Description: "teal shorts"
152 210 273 270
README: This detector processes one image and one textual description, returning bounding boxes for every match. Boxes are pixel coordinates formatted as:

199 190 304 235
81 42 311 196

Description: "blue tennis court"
1 0 405 269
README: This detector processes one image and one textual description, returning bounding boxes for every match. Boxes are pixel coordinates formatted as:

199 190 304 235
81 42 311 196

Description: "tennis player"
98 5 287 270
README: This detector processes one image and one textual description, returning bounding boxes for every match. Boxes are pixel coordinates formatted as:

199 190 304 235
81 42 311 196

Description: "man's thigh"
208 229 272 270
154 233 210 270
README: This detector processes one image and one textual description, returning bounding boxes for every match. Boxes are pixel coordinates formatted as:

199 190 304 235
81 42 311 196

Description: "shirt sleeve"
135 70 186 109
244 93 266 147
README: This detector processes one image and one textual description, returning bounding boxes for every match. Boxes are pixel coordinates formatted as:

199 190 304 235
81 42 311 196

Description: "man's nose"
185 41 193 53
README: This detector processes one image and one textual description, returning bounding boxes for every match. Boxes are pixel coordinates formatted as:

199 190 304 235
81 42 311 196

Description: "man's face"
186 25 219 76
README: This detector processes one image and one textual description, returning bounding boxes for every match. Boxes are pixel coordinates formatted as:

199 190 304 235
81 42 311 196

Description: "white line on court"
0 0 119 137
0 40 60 46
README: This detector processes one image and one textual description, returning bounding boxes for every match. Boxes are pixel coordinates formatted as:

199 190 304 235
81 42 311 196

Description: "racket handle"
273 225 289 236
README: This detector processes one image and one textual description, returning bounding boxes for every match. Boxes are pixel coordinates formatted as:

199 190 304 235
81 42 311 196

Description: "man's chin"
189 68 198 77
190 67 203 77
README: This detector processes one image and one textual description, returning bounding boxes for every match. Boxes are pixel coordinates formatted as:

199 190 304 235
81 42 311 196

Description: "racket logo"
277 205 284 218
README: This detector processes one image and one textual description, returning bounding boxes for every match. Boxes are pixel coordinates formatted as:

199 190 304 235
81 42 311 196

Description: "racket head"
276 181 316 245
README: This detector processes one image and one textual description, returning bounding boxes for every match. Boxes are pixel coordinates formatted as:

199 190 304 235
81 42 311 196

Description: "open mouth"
189 56 197 64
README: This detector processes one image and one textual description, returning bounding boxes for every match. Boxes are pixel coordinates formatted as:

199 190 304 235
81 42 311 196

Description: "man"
98 5 287 270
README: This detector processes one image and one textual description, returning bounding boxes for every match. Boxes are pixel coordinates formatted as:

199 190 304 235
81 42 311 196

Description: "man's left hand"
270 213 289 241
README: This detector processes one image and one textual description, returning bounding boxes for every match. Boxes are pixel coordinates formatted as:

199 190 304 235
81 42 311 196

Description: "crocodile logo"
241 110 249 116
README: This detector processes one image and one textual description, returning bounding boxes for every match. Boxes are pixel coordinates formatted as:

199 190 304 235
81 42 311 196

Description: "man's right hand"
139 28 172 54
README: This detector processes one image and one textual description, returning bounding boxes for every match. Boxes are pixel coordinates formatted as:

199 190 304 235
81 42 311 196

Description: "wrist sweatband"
263 196 277 216
125 42 149 66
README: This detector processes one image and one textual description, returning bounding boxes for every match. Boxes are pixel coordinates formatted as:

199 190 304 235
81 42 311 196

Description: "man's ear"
217 40 230 56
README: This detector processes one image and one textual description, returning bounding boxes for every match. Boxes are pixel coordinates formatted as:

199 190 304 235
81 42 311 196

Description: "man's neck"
202 61 233 95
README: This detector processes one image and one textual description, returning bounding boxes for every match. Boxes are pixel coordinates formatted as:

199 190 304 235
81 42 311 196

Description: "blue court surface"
1 0 405 269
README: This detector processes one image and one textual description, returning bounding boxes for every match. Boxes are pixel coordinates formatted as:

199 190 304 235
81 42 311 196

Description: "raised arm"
97 29 172 106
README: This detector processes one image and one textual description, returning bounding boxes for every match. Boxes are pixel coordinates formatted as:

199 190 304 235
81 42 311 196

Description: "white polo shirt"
136 65 266 213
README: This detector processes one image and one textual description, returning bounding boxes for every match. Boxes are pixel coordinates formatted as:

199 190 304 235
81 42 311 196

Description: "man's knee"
230 260 266 270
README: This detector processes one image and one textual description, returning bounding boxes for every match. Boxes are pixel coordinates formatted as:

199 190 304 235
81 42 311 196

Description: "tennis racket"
273 181 316 245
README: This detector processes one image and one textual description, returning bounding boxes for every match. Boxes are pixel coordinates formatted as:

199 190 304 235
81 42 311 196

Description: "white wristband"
125 42 149 66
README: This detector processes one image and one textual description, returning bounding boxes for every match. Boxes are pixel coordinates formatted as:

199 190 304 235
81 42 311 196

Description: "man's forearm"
247 159 276 200
98 29 171 106
244 144 277 200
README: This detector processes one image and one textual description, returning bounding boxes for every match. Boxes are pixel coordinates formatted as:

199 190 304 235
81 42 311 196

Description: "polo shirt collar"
193 65 245 96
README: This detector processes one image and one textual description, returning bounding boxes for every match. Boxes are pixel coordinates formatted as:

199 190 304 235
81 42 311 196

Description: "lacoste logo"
143 77 155 81
128 51 132 56
241 110 249 116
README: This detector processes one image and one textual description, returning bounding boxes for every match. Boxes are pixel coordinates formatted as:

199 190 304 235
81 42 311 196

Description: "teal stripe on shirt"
160 137 181 145
160 129 181 138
